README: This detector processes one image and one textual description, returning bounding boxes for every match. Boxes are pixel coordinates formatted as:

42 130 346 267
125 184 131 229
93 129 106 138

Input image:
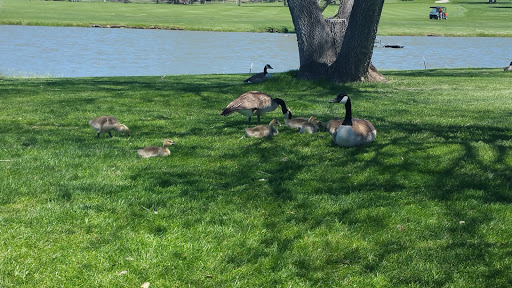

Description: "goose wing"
352 118 376 136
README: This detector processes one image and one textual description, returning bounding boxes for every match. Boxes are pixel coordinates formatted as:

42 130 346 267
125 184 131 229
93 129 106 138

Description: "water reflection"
0 25 511 77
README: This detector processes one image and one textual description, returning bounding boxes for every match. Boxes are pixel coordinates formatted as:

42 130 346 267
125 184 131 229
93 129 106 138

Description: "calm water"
1 25 511 77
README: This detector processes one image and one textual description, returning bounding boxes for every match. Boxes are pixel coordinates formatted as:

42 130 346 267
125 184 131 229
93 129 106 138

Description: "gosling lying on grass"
284 111 321 133
299 116 321 134
89 116 130 138
326 116 343 135
137 138 175 158
245 119 281 138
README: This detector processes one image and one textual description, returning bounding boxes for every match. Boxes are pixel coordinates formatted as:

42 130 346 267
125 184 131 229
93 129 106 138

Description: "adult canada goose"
505 61 512 71
245 119 281 138
137 138 175 158
220 91 288 125
329 94 376 147
325 117 343 135
89 116 130 138
299 116 321 134
244 64 273 84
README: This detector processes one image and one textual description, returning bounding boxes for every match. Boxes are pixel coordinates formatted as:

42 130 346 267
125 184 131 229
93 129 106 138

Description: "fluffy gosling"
89 116 130 138
299 116 321 134
245 119 281 138
137 138 175 158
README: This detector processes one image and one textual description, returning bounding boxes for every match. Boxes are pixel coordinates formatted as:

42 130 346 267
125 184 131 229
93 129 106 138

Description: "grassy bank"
1 0 511 36
1 69 512 286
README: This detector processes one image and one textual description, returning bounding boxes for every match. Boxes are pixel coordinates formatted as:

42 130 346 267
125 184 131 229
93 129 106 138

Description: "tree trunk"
288 0 386 83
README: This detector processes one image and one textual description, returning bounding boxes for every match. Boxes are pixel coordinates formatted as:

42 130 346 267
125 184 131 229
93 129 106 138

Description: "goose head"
269 119 281 127
163 138 175 147
329 93 352 126
119 124 130 136
264 64 273 73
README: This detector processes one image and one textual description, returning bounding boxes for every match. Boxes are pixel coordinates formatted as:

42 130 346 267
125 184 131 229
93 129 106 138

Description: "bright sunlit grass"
1 69 512 286
1 0 511 36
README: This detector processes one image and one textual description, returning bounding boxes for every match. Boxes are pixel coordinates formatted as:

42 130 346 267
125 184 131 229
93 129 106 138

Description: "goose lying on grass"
299 116 321 134
244 64 273 83
89 116 130 138
284 111 321 133
137 138 175 158
329 94 376 147
220 91 288 125
325 116 343 135
245 119 281 138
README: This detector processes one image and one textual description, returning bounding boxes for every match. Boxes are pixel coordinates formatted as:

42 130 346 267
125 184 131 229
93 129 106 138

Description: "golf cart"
429 6 447 20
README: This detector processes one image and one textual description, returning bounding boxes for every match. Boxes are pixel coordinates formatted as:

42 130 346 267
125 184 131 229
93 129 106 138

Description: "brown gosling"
299 116 321 134
137 138 175 158
326 116 343 135
245 119 281 138
89 116 130 138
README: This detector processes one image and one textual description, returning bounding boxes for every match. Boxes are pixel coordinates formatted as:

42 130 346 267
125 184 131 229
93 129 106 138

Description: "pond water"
0 25 511 77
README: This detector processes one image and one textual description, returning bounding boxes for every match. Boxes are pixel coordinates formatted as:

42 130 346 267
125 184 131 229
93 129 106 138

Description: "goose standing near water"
89 116 130 138
329 94 376 147
245 119 281 138
244 64 273 84
505 61 512 71
220 91 289 125
137 138 175 158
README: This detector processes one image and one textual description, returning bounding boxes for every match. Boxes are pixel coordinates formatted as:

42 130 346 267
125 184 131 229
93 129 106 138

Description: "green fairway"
1 0 511 36
1 69 512 286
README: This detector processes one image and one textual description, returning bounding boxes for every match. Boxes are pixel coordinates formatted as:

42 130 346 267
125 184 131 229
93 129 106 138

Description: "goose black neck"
274 98 288 114
263 66 268 75
342 97 353 126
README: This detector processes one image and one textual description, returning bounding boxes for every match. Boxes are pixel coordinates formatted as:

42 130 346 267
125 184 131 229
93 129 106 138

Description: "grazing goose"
299 116 321 134
505 61 512 71
137 138 175 158
220 91 288 125
329 94 376 147
89 116 130 138
325 117 343 135
244 64 273 84
245 119 281 138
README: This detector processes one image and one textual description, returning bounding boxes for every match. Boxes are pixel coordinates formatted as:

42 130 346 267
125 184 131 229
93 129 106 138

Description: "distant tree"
288 0 386 83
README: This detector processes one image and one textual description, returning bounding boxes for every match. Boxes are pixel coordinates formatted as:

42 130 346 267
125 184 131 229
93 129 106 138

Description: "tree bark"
288 0 386 83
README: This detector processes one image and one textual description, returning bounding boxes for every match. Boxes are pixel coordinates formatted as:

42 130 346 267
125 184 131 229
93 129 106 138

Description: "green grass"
1 69 512 286
1 0 511 36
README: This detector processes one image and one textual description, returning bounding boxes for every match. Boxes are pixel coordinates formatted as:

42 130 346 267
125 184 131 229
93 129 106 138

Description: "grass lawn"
1 69 512 286
0 0 511 36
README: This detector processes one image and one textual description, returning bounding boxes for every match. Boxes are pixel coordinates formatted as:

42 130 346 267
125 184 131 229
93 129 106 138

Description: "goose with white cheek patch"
245 119 281 138
505 61 512 71
220 91 288 125
329 94 376 147
137 138 175 158
244 64 273 84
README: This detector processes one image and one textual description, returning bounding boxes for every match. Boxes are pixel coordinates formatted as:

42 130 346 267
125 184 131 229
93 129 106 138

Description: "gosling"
137 138 175 158
89 116 130 138
245 119 281 138
299 116 321 134
325 116 343 135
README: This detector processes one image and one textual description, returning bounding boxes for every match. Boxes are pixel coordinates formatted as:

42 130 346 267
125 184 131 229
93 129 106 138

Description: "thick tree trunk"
288 0 386 83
